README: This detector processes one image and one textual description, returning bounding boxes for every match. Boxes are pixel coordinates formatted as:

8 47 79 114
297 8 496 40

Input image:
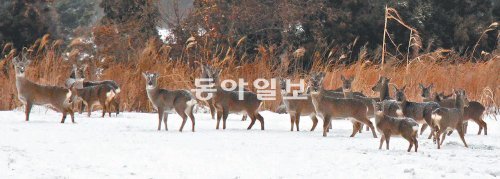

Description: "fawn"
13 51 78 123
394 85 440 139
143 72 197 132
434 92 487 135
431 89 470 149
279 78 318 131
373 101 419 152
202 65 264 130
67 64 121 115
308 72 377 138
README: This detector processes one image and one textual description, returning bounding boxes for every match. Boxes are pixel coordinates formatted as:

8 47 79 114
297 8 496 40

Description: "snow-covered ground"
1 108 499 178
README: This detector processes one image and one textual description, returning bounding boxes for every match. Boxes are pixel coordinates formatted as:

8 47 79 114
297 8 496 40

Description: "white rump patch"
66 90 72 99
106 91 116 100
412 125 419 131
396 109 403 116
432 113 442 121
186 98 197 106
115 88 121 94
375 111 384 116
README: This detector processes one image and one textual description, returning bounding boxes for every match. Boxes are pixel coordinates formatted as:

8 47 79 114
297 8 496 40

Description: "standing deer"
341 75 379 132
394 85 440 139
143 72 197 132
279 78 318 131
434 92 487 135
371 76 400 117
76 84 118 118
308 72 377 138
13 51 78 123
201 65 264 130
373 101 419 152
197 62 247 121
67 64 121 115
431 89 470 149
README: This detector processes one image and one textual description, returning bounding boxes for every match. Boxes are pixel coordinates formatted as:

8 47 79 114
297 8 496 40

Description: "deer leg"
247 114 257 130
310 115 318 131
358 117 378 138
358 123 363 133
61 111 67 123
295 114 300 131
79 101 85 114
463 121 468 134
178 112 188 132
481 119 487 135
216 110 222 130
157 108 163 131
322 115 331 137
413 137 418 152
366 123 370 131
457 125 468 148
222 108 229 130
188 106 196 132
257 113 264 130
25 101 32 121
436 131 441 149
113 98 120 115
439 133 446 145
69 109 75 123
101 103 107 118
350 122 361 137
163 112 168 131
107 102 112 117
87 104 92 117
406 137 413 152
379 135 385 149
384 133 391 150
209 100 216 120
420 124 428 135
289 114 295 131
241 115 247 121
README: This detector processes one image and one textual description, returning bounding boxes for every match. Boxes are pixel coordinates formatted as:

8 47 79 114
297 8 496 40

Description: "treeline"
0 0 498 66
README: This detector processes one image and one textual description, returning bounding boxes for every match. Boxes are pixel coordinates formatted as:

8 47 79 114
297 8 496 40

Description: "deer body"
371 76 399 117
13 54 77 123
143 72 197 132
76 84 117 117
308 73 377 138
201 65 264 130
279 79 318 131
373 102 419 152
435 96 486 135
431 90 470 149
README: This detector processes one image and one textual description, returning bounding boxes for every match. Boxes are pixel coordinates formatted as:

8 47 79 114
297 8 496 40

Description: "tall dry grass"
1 36 498 114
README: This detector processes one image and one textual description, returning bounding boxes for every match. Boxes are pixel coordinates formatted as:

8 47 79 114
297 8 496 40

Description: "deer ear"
391 84 398 92
402 85 406 91
142 72 148 79
429 83 434 89
386 77 391 82
341 75 346 81
418 83 424 89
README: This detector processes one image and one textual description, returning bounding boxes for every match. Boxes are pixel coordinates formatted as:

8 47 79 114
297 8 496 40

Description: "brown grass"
1 36 498 114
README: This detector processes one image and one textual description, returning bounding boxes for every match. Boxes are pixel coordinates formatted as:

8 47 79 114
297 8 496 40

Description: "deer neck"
146 86 160 99
343 89 354 98
380 83 391 100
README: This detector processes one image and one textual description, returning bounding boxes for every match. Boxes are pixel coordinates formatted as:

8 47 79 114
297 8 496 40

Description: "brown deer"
279 78 318 131
431 89 470 149
76 84 118 118
67 64 121 115
341 75 379 132
434 92 487 135
201 65 264 130
373 101 419 152
419 83 434 102
13 52 78 123
143 72 197 132
371 76 400 117
197 63 247 121
308 72 377 138
394 85 440 139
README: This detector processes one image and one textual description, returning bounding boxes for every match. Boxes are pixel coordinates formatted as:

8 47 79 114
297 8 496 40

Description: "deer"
197 62 247 121
142 72 197 132
373 101 419 152
67 64 121 115
431 89 470 149
13 51 78 123
201 65 265 130
308 72 377 138
371 76 400 117
434 92 487 135
279 78 318 131
76 84 118 118
340 75 380 132
419 83 434 102
393 85 440 139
